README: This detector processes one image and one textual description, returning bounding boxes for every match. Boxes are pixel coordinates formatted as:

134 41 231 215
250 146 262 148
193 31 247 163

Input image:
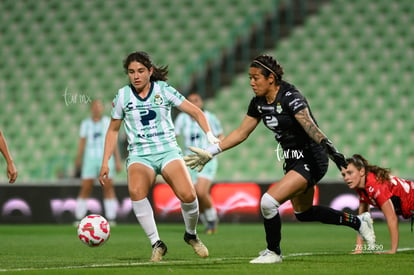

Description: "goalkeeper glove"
320 138 347 170
183 144 221 172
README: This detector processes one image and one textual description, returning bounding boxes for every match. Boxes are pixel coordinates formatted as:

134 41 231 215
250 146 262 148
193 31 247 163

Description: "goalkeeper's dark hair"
123 51 169 81
346 154 391 183
250 54 284 85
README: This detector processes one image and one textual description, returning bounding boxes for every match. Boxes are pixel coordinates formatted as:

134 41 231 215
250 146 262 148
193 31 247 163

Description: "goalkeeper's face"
248 67 273 97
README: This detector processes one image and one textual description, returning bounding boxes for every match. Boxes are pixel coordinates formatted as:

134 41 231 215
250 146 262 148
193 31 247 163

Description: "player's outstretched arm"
183 115 259 172
294 108 346 170
0 130 17 183
178 100 218 142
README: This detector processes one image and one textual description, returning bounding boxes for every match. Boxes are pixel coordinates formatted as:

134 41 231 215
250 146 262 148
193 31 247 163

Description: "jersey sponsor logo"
289 98 305 112
138 110 156 126
261 106 275 112
390 176 411 193
257 105 275 114
264 115 278 130
146 131 165 138
93 132 102 139
125 102 158 126
125 102 152 111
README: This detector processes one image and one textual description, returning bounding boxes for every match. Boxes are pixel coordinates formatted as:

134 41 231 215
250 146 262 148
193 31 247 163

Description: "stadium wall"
0 181 390 224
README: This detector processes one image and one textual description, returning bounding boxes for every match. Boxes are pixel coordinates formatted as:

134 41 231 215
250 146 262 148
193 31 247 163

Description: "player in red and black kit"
184 54 376 263
342 154 414 254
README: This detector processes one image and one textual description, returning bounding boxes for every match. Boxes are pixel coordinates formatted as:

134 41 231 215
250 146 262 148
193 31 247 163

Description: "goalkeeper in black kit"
184 54 376 263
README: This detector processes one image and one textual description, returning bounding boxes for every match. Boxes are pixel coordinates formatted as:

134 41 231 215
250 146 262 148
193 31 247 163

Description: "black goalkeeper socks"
295 205 361 230
263 214 282 255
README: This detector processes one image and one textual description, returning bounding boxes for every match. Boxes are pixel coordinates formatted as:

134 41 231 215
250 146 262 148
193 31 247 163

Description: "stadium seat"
1 0 412 182
207 0 414 181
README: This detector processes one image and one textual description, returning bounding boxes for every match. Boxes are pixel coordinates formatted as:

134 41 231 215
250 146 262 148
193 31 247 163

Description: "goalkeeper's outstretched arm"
294 108 347 170
184 115 259 172
216 115 260 152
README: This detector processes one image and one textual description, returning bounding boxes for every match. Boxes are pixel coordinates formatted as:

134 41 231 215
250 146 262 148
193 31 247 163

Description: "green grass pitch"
0 222 413 274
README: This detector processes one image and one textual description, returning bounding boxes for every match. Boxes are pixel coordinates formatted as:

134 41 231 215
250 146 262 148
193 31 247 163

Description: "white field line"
1 248 413 273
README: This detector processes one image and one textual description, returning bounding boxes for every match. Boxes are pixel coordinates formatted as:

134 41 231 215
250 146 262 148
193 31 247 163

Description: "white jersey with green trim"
111 81 185 155
175 110 223 155
80 116 110 160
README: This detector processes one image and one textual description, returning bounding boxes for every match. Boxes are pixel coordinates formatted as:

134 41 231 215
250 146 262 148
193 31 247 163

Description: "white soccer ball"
77 214 110 247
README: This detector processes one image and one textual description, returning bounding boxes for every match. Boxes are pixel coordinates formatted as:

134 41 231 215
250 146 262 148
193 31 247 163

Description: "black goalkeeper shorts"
283 143 329 187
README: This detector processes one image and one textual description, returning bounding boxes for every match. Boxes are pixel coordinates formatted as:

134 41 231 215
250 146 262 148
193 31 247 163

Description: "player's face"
249 67 272 97
91 100 103 118
341 163 365 189
127 61 153 92
187 94 203 108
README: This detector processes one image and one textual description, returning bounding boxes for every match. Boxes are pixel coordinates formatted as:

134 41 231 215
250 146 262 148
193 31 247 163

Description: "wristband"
205 144 222 156
206 131 220 144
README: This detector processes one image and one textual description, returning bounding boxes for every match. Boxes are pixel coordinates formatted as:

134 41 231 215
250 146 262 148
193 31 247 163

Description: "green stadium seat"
1 0 412 182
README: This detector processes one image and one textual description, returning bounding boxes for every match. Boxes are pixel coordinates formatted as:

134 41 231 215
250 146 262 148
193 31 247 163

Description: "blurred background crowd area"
0 0 413 183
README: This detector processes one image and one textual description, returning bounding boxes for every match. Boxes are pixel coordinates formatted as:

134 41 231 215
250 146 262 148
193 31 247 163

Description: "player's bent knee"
177 192 197 203
260 193 280 219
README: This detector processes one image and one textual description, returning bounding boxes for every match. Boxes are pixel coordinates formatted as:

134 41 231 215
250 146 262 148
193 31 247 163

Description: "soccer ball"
77 214 110 247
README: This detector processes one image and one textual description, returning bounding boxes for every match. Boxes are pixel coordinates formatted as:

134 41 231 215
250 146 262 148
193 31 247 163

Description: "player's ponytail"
251 55 284 85
347 154 391 183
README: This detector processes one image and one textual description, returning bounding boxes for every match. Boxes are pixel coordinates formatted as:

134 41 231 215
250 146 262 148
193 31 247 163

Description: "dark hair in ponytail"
346 154 391 183
123 51 169 81
251 54 284 85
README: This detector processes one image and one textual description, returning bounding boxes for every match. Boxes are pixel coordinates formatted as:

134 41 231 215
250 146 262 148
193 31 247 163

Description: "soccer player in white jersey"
175 92 223 234
74 99 122 225
99 51 219 262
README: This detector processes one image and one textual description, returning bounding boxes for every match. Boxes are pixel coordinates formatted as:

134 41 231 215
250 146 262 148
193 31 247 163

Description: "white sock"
132 198 160 245
199 212 208 227
104 198 118 221
181 199 199 235
75 198 87 220
204 207 217 223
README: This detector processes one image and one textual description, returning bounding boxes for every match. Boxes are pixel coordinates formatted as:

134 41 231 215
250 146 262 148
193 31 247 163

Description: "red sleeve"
365 173 393 207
